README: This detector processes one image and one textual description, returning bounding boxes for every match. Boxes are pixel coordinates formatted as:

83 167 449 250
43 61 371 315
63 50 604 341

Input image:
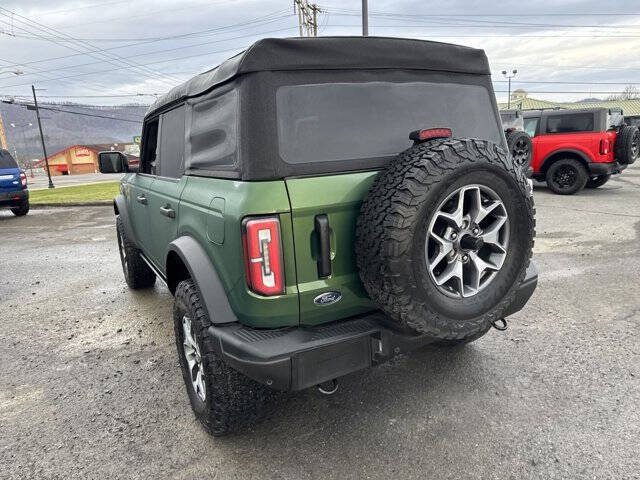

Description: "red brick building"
37 144 139 176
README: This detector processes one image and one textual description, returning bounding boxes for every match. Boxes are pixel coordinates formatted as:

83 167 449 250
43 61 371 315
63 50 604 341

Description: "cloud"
1 0 639 104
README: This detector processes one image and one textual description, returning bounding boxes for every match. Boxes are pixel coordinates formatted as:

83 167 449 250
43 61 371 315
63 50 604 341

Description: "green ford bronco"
101 37 537 436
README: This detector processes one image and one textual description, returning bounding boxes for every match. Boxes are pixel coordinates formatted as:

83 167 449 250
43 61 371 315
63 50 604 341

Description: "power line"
0 11 291 69
0 25 297 81
8 94 159 98
8 100 144 122
0 9 292 43
0 7 183 86
326 11 640 30
493 79 640 85
33 0 131 17
320 8 640 17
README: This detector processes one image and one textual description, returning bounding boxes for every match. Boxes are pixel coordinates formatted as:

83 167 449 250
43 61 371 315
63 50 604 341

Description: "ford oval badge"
313 291 342 306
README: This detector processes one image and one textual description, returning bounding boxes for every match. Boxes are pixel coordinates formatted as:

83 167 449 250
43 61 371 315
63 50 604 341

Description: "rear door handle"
314 214 331 278
159 205 175 219
136 194 147 205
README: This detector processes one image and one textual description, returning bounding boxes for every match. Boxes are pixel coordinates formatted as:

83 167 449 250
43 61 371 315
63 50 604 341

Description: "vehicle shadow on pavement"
208 342 489 448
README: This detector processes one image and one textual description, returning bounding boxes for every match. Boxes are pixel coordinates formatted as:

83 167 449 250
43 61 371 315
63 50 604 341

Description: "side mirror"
97 151 138 173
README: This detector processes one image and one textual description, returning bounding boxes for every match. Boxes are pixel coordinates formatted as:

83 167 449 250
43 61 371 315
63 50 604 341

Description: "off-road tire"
615 125 639 165
586 174 611 189
545 158 588 195
356 138 535 342
116 216 156 289
174 279 277 436
10 201 29 216
505 130 533 171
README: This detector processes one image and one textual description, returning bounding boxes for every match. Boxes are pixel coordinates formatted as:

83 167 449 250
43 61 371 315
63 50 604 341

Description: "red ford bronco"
523 108 639 194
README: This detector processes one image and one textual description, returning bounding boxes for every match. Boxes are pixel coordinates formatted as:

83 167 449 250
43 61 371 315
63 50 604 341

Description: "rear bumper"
587 161 627 176
0 189 28 207
209 262 538 392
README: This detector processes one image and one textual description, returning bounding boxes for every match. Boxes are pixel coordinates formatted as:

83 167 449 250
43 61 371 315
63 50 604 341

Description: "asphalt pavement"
1 165 639 479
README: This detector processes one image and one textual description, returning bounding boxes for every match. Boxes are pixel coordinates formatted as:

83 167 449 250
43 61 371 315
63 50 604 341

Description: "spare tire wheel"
505 130 533 171
615 125 639 165
356 138 535 342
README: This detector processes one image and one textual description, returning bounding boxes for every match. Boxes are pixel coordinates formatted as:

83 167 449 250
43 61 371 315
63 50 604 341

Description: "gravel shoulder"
1 165 639 479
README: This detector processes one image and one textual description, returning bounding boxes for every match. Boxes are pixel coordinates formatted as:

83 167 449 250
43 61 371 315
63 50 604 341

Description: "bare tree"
606 85 640 101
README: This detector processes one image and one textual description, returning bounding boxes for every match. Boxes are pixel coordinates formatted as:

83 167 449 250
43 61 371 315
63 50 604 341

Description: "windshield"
276 81 503 164
0 150 18 169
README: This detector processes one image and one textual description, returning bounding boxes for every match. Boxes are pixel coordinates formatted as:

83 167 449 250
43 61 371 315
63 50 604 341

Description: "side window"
523 118 539 138
188 89 238 170
158 105 186 179
140 119 159 175
546 113 594 134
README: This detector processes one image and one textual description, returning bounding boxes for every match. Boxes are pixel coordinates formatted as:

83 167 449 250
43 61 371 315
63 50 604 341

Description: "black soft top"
146 36 490 118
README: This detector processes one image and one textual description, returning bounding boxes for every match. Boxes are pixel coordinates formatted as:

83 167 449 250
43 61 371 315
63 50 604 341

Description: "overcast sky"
1 0 640 105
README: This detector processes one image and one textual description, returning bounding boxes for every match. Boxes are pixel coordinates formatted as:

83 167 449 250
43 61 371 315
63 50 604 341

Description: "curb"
30 202 112 208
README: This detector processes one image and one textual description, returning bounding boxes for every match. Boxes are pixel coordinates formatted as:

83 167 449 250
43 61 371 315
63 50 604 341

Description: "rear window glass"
0 150 18 169
546 113 594 133
188 89 238 170
276 82 503 164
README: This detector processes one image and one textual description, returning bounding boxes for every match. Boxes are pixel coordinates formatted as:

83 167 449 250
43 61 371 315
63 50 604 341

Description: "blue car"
0 149 29 216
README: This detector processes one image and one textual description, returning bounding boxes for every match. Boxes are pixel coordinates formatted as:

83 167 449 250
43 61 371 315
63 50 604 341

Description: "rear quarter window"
276 82 503 164
188 89 238 170
0 150 18 169
546 113 594 134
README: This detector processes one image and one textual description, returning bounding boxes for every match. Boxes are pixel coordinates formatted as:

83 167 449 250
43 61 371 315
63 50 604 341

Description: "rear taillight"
19 172 27 187
600 138 610 155
242 216 284 296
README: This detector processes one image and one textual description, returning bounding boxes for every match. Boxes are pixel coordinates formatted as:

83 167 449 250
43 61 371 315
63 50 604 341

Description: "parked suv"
102 37 537 435
523 108 639 194
0 149 29 216
500 109 533 172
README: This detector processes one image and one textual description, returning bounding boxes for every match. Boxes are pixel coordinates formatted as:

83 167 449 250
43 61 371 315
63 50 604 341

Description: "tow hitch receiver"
491 318 508 331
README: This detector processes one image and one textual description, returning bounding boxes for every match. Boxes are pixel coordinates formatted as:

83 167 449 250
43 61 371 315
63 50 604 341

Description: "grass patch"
30 182 119 204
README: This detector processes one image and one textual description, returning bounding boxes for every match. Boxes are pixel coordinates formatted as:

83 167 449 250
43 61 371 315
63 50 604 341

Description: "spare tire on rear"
615 125 639 165
505 130 533 171
356 138 535 342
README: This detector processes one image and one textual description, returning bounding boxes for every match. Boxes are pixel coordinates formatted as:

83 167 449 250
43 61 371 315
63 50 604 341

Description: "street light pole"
501 69 518 109
362 0 368 36
31 85 54 189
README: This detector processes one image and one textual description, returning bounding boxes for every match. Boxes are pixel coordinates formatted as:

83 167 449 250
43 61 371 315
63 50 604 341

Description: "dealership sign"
75 147 91 157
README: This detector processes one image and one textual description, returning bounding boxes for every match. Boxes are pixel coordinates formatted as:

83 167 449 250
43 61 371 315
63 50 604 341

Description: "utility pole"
10 122 34 177
362 0 368 36
32 85 54 189
293 0 320 37
501 69 517 109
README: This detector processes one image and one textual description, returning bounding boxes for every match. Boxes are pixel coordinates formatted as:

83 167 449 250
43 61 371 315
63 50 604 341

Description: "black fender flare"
113 194 137 246
540 148 592 173
167 236 238 325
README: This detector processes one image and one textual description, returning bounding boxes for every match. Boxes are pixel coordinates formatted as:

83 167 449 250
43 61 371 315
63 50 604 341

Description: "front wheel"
586 174 611 189
173 279 276 436
545 158 588 195
10 201 29 216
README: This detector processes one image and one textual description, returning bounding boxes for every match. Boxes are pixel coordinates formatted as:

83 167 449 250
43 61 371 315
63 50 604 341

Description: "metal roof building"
498 91 640 115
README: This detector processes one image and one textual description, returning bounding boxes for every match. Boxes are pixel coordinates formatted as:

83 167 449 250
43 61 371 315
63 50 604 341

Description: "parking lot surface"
1 166 639 479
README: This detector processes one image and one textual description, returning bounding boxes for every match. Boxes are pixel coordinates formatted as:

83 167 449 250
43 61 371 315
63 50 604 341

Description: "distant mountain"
576 97 604 103
0 102 147 160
